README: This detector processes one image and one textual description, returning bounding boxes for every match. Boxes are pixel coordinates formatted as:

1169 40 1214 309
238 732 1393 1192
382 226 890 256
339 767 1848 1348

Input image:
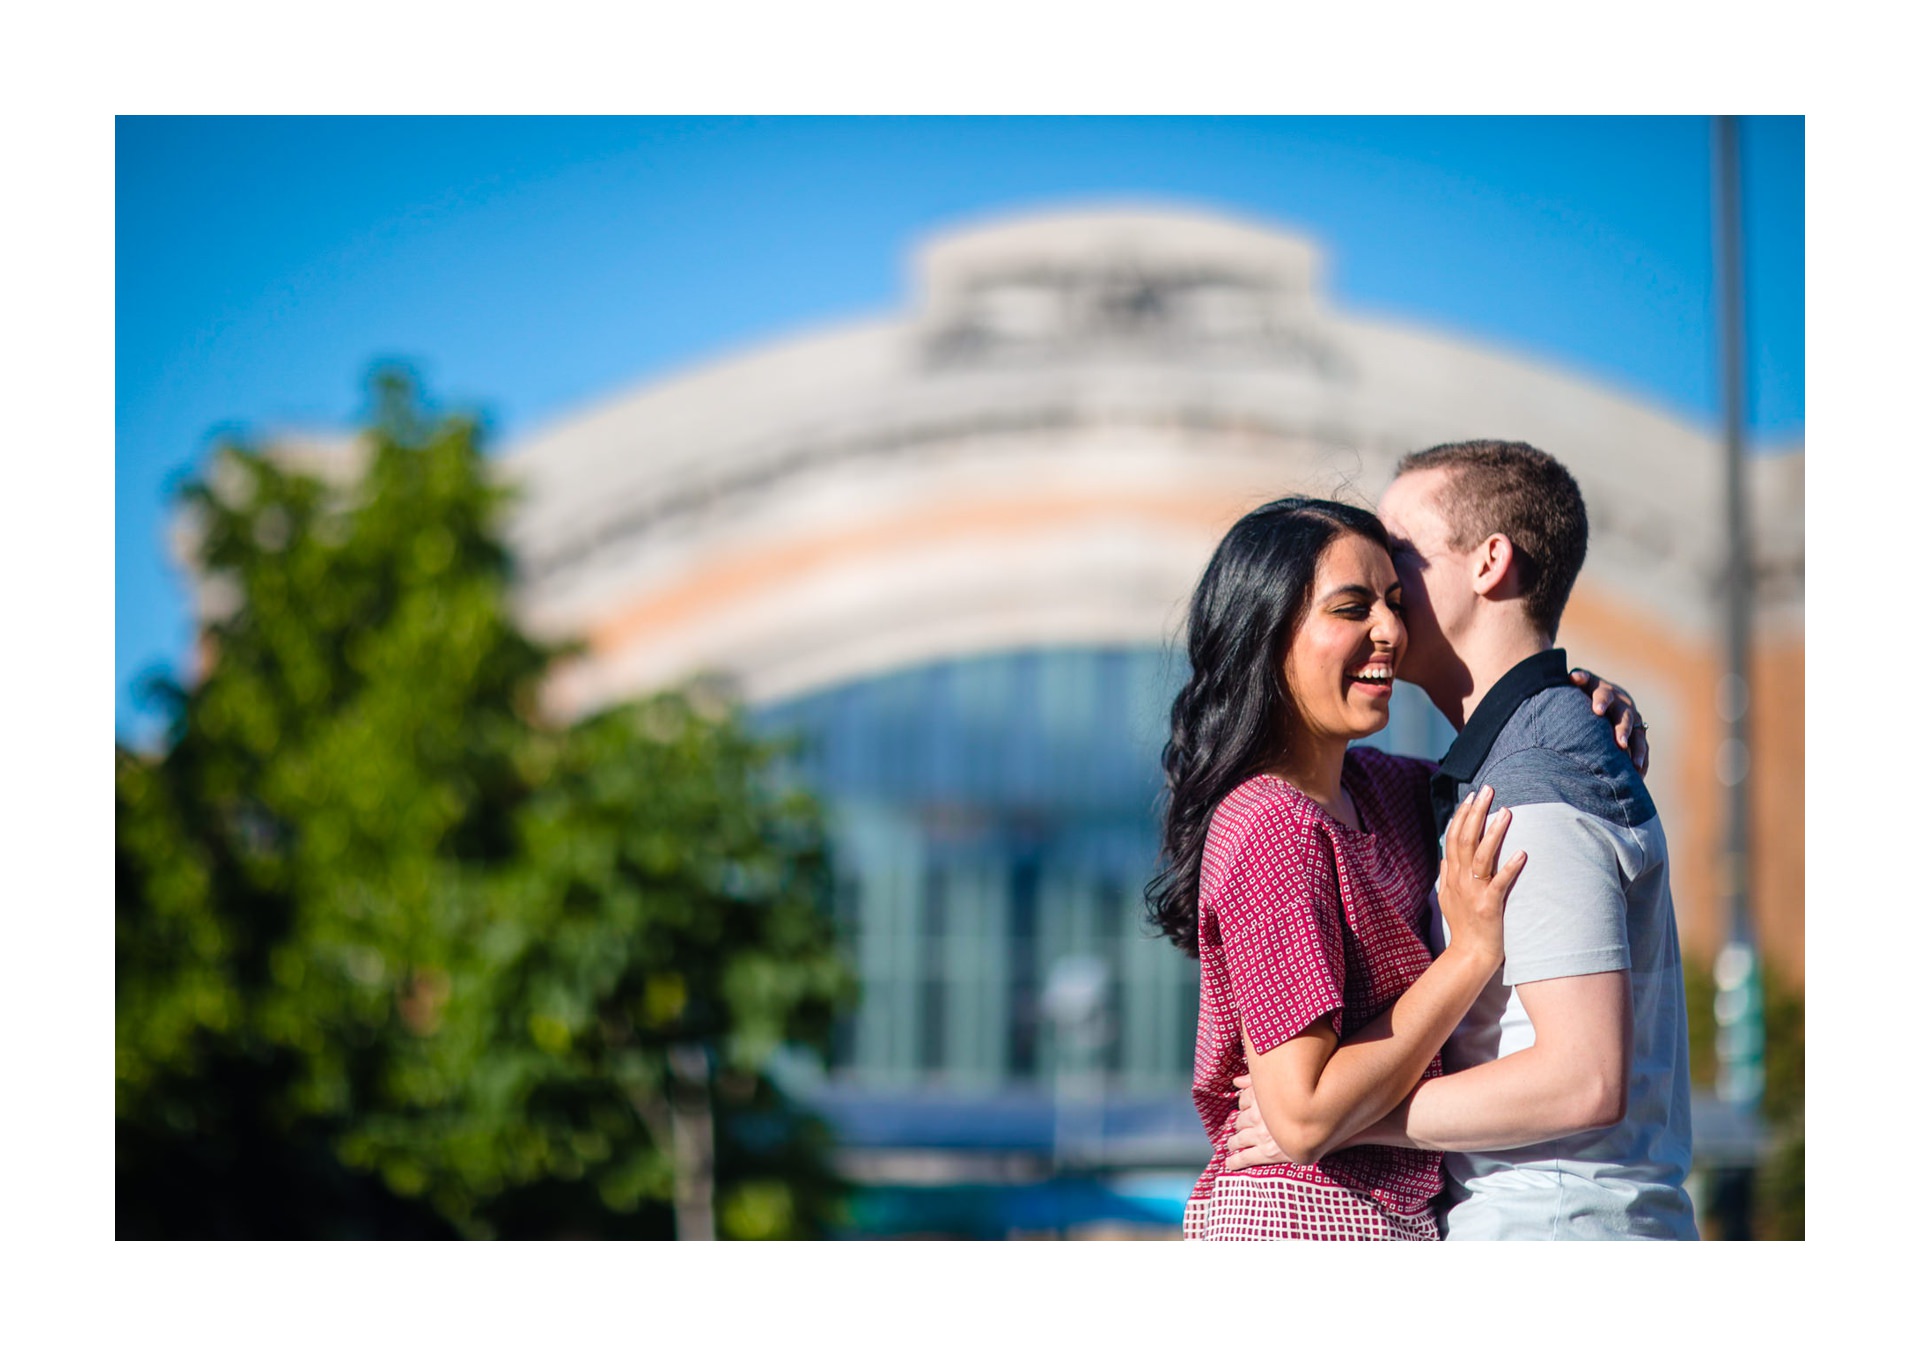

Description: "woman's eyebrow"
1317 583 1378 604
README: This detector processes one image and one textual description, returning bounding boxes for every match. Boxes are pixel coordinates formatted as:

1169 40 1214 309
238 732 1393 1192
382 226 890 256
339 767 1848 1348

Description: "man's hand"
1222 1074 1291 1170
1569 668 1650 776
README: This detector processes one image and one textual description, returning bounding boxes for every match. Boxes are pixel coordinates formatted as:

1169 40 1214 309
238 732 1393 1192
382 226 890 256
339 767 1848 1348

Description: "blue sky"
116 115 1804 742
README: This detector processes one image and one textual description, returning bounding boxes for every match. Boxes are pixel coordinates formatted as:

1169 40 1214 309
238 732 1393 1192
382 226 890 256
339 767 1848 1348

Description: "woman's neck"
1269 735 1353 824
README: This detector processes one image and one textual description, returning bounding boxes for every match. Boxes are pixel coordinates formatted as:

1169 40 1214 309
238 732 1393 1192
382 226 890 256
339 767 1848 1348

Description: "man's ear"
1470 534 1523 600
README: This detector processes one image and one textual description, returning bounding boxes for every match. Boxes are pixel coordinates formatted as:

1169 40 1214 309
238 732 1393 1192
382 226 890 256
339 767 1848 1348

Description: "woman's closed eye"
1336 599 1401 619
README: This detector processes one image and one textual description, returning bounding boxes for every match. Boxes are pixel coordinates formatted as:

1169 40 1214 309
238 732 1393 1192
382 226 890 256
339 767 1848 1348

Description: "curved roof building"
509 206 1801 713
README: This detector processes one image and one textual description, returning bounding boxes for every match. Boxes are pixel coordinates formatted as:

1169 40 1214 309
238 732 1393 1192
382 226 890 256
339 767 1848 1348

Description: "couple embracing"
1154 439 1696 1241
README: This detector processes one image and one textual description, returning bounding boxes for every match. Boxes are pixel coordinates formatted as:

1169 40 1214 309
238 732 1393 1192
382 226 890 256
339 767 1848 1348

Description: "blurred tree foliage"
116 369 855 1238
1752 978 1805 1243
1683 956 1804 1241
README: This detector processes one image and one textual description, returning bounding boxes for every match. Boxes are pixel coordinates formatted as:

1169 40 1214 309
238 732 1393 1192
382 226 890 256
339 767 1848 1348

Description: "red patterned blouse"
1186 745 1444 1220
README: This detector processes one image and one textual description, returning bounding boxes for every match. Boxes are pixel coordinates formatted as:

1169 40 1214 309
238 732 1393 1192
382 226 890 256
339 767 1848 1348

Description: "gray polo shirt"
1430 650 1698 1240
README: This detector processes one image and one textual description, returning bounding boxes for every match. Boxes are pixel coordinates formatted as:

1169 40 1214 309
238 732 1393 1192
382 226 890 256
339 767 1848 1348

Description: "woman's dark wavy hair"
1146 496 1392 957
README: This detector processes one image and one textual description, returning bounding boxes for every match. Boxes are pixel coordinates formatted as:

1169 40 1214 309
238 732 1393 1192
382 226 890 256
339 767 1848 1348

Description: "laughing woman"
1149 497 1523 1241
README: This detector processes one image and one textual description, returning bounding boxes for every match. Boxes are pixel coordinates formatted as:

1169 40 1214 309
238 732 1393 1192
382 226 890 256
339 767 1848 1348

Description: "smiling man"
1227 438 1698 1240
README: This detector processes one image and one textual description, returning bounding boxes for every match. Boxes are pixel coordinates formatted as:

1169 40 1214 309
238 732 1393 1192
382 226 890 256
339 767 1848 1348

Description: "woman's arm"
1242 951 1492 1165
1229 970 1630 1161
1237 786 1521 1166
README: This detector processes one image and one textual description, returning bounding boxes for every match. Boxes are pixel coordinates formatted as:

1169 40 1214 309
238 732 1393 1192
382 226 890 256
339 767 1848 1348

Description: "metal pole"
1711 113 1765 1236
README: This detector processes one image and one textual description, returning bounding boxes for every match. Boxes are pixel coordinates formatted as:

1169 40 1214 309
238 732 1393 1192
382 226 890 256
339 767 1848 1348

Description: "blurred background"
115 116 1803 1239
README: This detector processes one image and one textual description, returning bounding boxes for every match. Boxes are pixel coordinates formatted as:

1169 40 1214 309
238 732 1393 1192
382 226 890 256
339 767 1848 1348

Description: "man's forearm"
1342 1044 1623 1154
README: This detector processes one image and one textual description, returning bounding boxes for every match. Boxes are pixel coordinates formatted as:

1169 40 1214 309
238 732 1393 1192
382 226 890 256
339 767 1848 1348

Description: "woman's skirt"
1183 1174 1439 1241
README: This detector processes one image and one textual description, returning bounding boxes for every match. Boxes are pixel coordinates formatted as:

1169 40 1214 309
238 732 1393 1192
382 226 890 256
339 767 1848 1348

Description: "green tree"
1682 955 1805 1241
1752 978 1805 1241
341 690 856 1238
117 369 854 1238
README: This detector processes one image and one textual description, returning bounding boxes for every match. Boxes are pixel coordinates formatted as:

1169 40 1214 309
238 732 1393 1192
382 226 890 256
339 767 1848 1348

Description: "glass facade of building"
756 644 1454 1099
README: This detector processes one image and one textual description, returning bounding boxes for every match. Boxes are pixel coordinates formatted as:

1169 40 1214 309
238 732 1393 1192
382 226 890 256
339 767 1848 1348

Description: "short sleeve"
1211 808 1346 1053
1483 788 1630 986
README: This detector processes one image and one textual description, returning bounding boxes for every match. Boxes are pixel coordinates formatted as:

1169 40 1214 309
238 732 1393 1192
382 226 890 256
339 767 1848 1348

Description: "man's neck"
1441 617 1555 731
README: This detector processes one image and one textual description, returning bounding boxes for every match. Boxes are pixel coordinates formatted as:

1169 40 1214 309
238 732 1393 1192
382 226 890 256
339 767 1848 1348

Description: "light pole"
1043 954 1112 1173
1711 112 1766 1237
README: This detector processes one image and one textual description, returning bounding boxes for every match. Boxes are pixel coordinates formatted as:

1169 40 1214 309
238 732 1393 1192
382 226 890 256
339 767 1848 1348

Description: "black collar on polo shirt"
1427 648 1572 842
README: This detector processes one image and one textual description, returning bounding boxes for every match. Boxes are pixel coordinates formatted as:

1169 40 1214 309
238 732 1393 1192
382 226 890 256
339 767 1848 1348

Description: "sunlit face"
1377 468 1475 690
1279 532 1407 749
